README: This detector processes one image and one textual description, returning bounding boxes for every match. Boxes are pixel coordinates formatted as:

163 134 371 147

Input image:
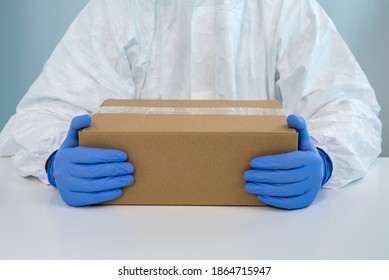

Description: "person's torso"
118 0 281 101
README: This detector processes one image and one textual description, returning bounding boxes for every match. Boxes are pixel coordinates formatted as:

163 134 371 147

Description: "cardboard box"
79 99 297 206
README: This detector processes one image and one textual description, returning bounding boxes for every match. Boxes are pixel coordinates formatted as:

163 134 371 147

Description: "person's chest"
123 1 279 101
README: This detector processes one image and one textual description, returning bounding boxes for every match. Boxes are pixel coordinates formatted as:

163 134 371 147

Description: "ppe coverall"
0 0 382 194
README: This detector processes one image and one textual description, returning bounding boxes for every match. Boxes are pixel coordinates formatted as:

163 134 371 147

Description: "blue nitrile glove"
244 114 332 210
46 114 134 206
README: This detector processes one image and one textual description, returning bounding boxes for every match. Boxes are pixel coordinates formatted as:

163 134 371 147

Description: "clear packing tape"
96 106 285 116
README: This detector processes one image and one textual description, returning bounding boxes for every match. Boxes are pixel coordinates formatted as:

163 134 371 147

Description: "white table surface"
0 157 388 260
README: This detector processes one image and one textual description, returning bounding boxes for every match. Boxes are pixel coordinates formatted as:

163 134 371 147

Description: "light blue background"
1 0 388 156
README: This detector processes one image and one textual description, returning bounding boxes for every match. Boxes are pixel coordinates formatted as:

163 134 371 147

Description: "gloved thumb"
287 114 315 152
60 114 92 149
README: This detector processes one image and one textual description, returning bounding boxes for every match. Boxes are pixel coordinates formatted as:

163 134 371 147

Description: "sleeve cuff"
317 147 333 186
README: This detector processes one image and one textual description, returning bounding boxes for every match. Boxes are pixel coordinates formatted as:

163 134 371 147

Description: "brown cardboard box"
79 99 297 206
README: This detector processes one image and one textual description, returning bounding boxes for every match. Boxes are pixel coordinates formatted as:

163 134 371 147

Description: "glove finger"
67 146 128 164
287 114 316 152
69 162 134 178
61 188 123 207
66 175 134 192
245 178 315 197
61 115 92 149
244 166 309 184
258 188 319 210
250 151 309 170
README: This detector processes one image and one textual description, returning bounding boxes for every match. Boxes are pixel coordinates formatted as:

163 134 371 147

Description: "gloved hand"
244 114 332 210
46 114 134 206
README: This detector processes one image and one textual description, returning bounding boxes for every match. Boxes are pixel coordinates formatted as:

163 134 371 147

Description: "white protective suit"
0 0 382 188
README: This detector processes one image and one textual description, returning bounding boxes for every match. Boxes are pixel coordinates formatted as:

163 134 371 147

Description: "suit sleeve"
0 0 136 183
275 0 382 188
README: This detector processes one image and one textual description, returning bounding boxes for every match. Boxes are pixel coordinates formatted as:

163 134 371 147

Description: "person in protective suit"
0 0 382 209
